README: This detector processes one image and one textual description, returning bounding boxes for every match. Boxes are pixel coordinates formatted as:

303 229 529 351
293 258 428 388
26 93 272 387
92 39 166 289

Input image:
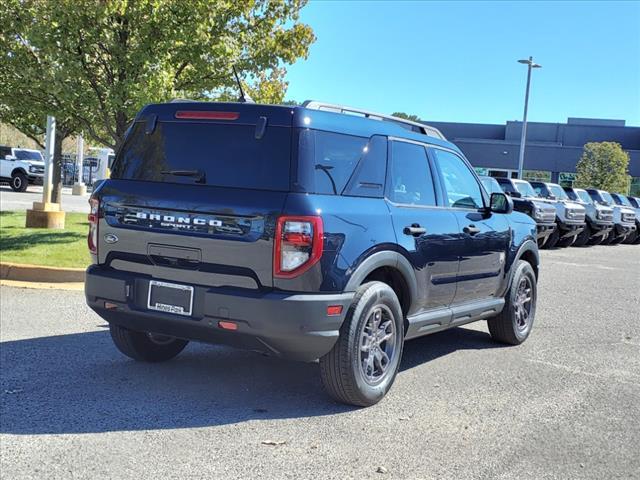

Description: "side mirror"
510 191 522 198
548 195 557 200
490 192 513 214
5 155 16 161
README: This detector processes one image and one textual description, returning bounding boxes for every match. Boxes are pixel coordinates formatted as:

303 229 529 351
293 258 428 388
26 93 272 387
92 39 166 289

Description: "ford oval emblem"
104 233 119 244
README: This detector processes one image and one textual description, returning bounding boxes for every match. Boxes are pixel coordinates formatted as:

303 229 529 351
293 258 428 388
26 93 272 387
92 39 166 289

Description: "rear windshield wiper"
160 169 206 184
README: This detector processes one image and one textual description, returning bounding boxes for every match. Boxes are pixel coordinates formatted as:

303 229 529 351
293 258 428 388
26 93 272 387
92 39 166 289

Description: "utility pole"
25 115 65 228
516 56 542 179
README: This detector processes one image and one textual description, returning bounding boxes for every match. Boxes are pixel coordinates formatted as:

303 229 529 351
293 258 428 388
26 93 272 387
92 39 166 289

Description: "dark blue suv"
85 100 540 406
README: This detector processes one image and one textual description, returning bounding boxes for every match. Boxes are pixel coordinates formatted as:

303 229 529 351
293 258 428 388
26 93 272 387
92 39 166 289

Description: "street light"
516 56 542 179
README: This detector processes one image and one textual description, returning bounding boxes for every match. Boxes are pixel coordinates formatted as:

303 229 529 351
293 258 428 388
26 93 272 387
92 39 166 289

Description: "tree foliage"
391 112 421 122
574 142 631 194
0 0 315 152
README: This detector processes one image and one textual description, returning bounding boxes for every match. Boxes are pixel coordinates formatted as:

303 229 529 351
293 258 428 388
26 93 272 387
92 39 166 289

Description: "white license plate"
147 280 194 316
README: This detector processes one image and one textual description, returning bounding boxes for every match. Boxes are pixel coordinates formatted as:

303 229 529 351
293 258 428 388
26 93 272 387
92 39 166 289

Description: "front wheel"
109 323 188 362
542 227 559 249
10 171 28 192
488 260 537 345
556 234 577 248
320 282 404 407
572 224 591 247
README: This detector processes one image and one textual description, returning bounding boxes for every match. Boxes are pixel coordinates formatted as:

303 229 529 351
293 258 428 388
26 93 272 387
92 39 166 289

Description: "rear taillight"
274 216 323 278
88 197 100 255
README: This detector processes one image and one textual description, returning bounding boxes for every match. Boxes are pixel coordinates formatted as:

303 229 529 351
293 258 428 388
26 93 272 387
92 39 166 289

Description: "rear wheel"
488 260 536 345
109 323 188 362
573 224 591 247
320 281 404 407
542 228 559 249
10 171 28 192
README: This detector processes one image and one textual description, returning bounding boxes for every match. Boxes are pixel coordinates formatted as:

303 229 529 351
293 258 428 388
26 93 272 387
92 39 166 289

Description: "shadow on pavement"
1 325 502 435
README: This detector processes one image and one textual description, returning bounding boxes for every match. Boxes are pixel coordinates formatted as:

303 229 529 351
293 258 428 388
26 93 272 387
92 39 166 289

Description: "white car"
0 146 46 192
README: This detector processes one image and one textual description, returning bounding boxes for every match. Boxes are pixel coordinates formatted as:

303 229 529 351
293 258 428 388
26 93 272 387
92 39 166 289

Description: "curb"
0 262 85 283
0 279 85 291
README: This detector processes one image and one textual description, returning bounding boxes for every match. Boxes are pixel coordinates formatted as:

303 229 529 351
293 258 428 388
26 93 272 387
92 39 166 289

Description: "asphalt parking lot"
0 185 90 213
1 245 639 479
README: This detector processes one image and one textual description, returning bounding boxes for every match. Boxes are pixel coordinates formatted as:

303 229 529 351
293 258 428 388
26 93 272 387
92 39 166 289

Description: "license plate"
147 280 194 316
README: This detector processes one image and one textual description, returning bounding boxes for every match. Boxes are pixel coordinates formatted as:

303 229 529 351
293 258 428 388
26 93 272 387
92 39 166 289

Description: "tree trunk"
51 134 64 204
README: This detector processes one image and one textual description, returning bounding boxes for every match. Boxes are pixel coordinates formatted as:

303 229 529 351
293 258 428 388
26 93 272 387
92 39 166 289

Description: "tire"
588 232 606 246
600 230 616 245
573 224 591 247
543 227 560 249
622 230 638 244
109 323 188 362
10 171 28 192
319 281 404 407
556 234 576 248
488 260 537 345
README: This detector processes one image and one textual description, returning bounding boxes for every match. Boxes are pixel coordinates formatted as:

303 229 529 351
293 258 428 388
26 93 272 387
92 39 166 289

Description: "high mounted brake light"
88 197 100 255
274 216 323 278
174 111 239 120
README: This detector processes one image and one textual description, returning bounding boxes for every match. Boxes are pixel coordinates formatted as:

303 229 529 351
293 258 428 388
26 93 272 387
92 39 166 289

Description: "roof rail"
302 100 446 140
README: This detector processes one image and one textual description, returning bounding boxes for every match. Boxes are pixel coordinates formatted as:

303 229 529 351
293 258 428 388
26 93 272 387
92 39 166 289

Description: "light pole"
516 56 542 179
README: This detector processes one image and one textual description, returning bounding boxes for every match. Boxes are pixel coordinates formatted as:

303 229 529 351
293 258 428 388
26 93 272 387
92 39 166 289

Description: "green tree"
574 142 631 194
391 112 421 122
0 0 315 193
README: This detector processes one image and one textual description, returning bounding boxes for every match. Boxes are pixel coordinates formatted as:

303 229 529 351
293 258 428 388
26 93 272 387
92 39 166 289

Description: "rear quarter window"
294 130 386 197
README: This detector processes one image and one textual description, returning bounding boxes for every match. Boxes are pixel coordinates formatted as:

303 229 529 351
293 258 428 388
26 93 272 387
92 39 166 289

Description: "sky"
284 1 640 126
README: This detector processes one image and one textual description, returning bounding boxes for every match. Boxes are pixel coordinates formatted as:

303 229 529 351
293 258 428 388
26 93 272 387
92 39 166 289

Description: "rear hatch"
94 103 294 289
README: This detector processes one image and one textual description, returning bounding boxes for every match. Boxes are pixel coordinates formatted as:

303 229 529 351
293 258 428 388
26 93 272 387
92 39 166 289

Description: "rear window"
111 121 291 191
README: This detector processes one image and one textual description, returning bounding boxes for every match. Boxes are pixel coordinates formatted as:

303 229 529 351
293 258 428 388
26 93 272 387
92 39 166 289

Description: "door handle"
463 224 481 235
404 224 427 236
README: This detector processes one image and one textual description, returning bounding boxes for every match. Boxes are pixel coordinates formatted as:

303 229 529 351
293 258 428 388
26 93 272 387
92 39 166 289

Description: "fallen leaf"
261 440 286 446
376 466 388 474
4 388 23 394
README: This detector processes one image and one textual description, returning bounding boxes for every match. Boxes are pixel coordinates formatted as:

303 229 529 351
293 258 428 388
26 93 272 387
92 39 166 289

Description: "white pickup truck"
0 146 46 192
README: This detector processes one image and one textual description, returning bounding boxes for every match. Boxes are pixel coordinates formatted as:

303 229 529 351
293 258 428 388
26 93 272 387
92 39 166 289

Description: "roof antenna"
233 66 254 103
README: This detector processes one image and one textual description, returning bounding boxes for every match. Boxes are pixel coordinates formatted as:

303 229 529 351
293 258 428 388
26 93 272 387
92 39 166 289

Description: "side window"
532 184 546 197
432 149 484 209
388 141 436 206
498 180 516 194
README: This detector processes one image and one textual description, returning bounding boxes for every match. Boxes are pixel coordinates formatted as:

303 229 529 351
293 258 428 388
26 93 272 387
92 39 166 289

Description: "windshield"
14 149 44 161
549 184 569 200
513 181 537 198
600 191 615 205
613 194 632 206
576 190 593 204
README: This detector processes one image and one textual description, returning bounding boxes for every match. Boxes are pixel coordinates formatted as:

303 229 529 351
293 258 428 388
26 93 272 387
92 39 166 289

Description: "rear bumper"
85 265 353 362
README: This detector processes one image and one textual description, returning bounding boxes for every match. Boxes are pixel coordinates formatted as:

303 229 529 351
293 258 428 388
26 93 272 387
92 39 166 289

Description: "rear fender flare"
344 250 418 313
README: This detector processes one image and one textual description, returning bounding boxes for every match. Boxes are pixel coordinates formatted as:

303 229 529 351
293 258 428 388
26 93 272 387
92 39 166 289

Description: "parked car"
585 189 637 244
85 100 540 407
481 176 556 247
0 146 45 192
624 196 640 244
563 187 614 246
609 193 640 244
528 181 586 248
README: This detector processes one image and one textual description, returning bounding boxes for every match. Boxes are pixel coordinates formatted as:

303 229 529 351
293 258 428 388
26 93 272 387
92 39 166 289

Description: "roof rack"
302 100 446 140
